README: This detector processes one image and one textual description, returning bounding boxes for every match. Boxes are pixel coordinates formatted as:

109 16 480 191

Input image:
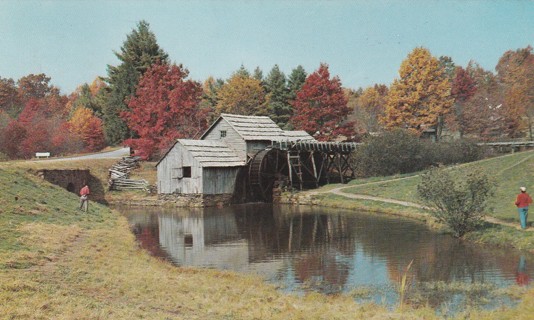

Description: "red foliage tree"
121 62 207 159
2 120 27 159
290 63 354 141
83 117 106 152
447 66 478 136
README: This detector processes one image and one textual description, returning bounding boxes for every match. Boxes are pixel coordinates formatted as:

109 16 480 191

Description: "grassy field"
306 150 534 251
3 154 534 318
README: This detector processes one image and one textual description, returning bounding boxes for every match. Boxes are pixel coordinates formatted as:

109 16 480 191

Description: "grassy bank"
3 154 534 319
1 163 446 319
303 150 534 252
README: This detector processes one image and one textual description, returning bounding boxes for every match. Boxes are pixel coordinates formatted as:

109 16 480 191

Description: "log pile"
108 156 149 191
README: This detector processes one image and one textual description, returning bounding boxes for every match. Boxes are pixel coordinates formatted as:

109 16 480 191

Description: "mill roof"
156 139 245 167
201 113 314 141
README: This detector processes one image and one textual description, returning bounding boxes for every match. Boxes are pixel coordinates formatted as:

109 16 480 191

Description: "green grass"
303 150 534 251
339 151 534 222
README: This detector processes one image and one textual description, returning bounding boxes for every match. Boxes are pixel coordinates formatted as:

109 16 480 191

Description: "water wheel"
248 148 288 201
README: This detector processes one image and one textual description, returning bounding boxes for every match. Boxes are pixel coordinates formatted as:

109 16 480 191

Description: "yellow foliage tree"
69 106 94 136
383 47 454 140
216 73 267 116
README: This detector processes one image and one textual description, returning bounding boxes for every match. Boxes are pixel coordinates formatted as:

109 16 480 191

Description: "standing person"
79 183 90 212
515 187 532 229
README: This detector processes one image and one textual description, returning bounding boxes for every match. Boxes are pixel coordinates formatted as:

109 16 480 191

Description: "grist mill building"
157 113 357 206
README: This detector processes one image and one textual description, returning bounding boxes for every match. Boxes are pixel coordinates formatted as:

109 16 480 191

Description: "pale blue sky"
0 0 532 94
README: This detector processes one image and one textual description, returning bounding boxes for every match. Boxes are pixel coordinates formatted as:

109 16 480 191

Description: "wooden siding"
157 143 203 194
203 167 240 195
202 119 247 161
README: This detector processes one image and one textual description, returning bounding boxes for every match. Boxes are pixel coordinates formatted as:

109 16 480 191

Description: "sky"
0 0 532 94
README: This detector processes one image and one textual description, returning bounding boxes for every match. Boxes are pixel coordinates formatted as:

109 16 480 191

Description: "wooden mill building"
157 114 357 205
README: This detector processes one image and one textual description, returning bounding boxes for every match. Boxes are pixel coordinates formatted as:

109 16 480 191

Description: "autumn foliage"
291 64 354 141
121 62 207 159
383 48 454 140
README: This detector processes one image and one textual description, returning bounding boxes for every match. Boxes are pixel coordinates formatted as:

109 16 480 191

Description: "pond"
119 204 533 314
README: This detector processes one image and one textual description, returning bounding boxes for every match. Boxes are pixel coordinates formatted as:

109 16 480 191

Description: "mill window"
183 166 192 178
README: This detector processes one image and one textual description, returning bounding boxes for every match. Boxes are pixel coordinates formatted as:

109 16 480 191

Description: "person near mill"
79 183 90 212
515 187 532 229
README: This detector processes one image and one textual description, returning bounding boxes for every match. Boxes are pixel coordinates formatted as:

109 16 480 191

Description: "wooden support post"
310 151 319 187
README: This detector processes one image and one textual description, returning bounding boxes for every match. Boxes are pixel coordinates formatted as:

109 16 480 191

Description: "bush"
350 129 484 177
351 129 426 177
417 166 494 237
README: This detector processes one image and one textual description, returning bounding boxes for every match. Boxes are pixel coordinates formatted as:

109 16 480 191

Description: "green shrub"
417 166 494 237
351 129 426 177
350 130 484 177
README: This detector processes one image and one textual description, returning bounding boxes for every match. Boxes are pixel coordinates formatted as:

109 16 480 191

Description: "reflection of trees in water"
230 204 355 292
121 205 533 303
130 212 169 259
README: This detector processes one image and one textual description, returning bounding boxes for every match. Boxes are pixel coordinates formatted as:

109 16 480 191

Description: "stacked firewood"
108 156 149 191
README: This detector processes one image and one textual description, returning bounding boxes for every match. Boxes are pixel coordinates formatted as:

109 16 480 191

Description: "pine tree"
264 65 291 128
288 65 307 102
102 20 169 145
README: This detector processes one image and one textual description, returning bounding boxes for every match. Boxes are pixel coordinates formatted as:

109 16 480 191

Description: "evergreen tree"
253 66 264 83
102 20 169 145
287 65 307 102
264 65 291 128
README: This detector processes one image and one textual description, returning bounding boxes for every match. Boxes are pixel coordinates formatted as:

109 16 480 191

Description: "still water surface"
119 204 533 312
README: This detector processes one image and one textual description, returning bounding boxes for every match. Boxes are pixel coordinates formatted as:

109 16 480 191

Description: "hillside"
305 150 534 251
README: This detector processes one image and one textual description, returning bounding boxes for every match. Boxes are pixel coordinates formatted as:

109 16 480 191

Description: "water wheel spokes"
249 148 288 201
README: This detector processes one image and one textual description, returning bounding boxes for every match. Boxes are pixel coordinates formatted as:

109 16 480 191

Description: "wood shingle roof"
178 139 245 167
201 113 314 141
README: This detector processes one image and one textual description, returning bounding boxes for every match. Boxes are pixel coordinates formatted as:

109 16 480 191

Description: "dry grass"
0 163 444 319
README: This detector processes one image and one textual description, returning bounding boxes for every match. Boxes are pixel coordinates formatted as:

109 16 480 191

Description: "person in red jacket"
79 183 90 212
515 187 532 229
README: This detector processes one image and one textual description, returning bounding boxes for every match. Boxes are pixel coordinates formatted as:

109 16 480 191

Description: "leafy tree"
352 85 388 134
69 107 94 135
0 77 20 117
383 47 454 141
417 166 493 238
17 73 54 103
103 20 169 145
122 62 206 159
1 120 27 159
264 65 291 128
447 66 477 137
216 72 267 116
68 81 106 117
290 63 354 140
462 62 506 139
83 117 106 152
496 46 534 138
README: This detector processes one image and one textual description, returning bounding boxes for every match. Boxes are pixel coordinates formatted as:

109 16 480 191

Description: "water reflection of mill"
127 205 531 307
